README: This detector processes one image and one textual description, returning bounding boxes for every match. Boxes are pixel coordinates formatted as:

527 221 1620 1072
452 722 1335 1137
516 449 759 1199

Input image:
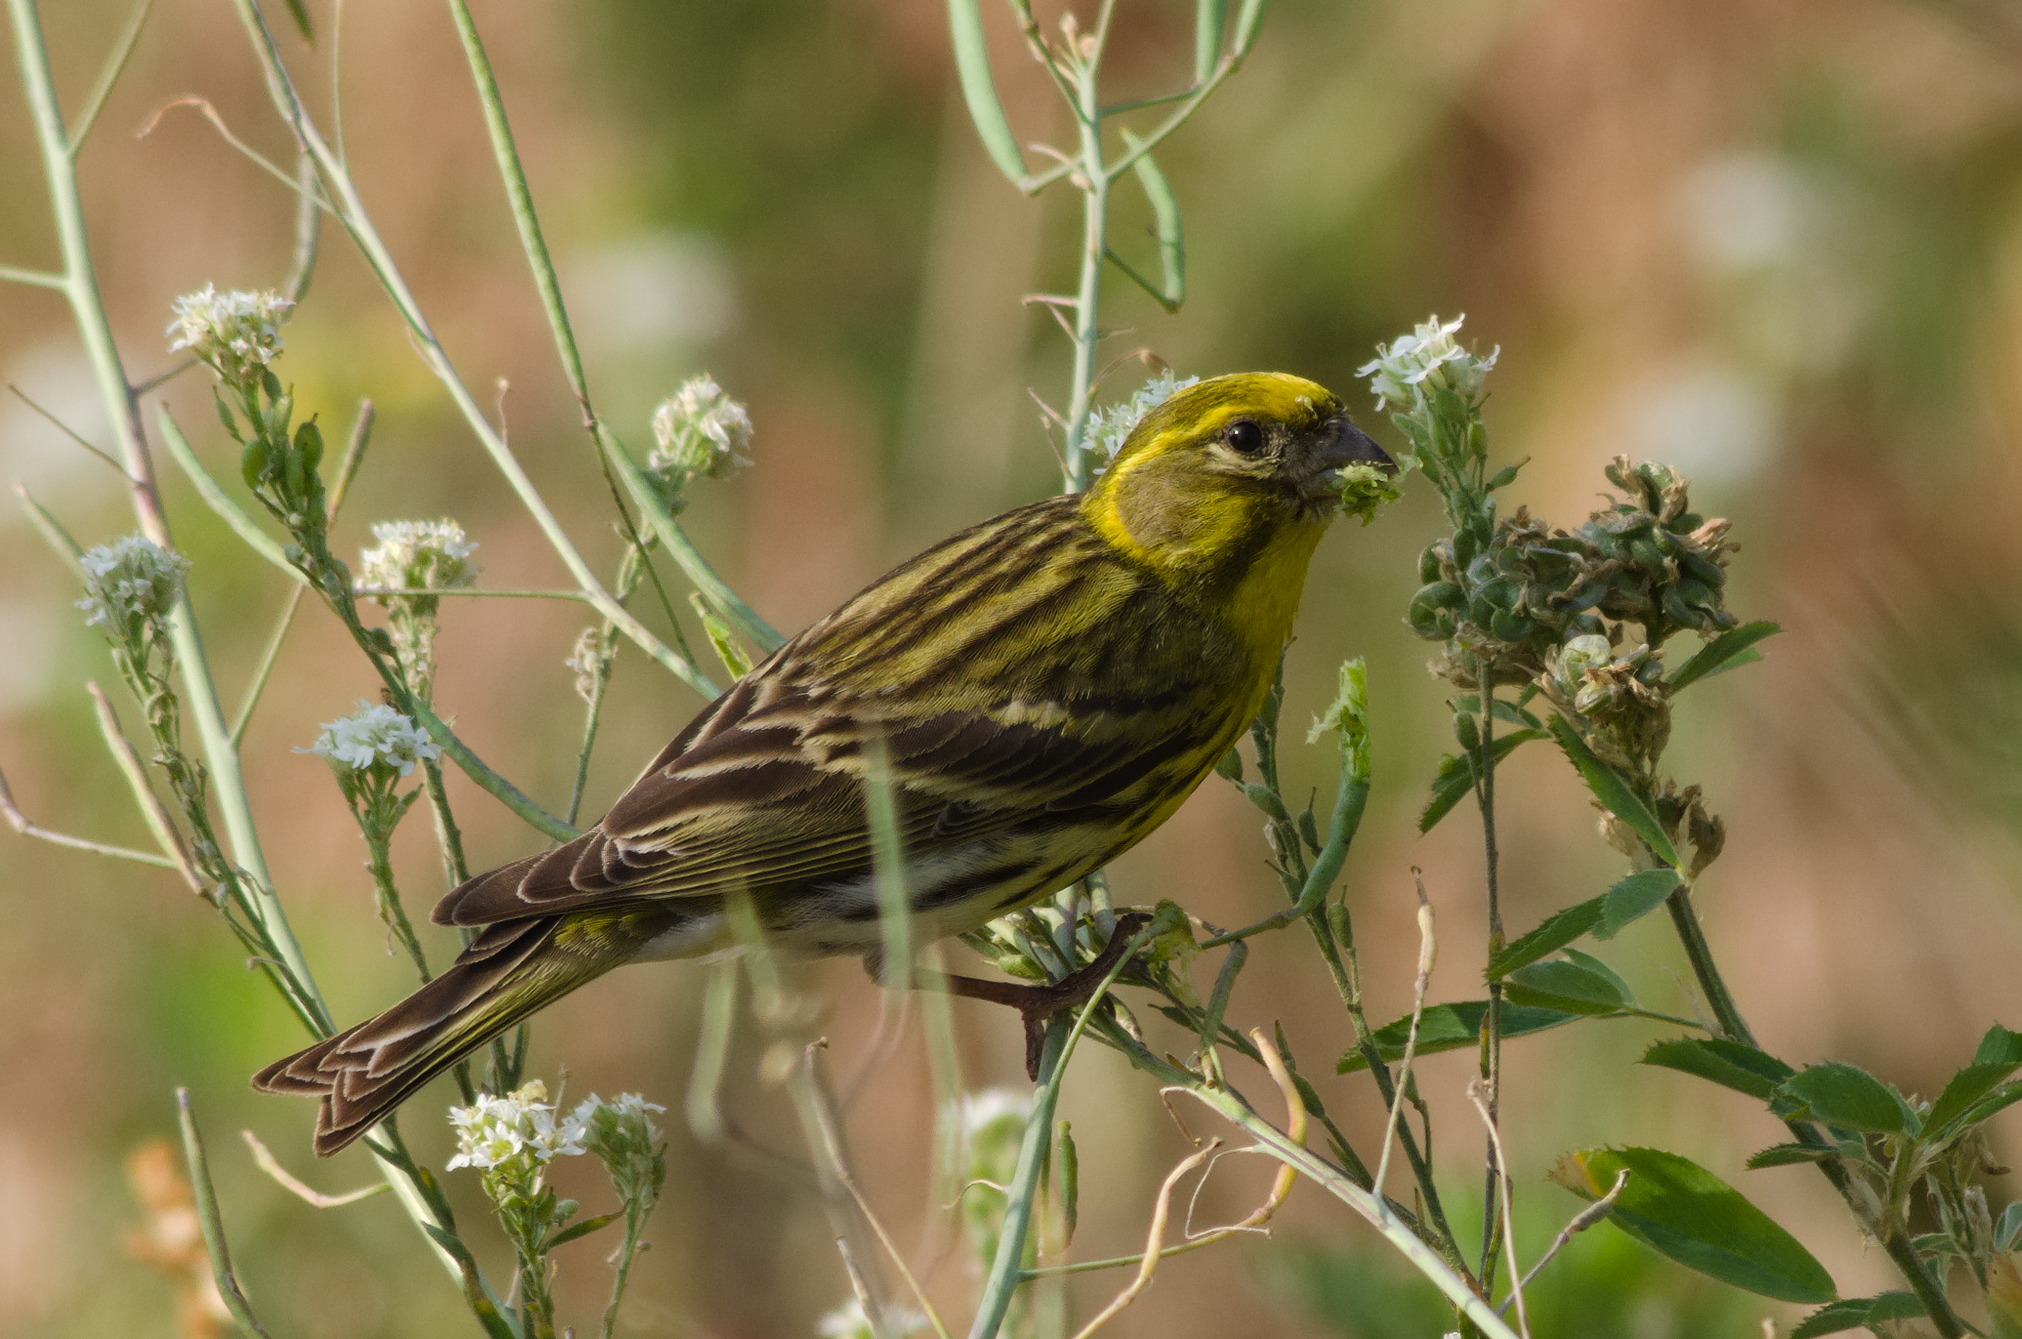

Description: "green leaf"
1669 621 1781 691
1486 899 1604 979
1997 1201 2022 1251
945 0 1027 185
1336 1001 1585 1072
1962 1080 2022 1129
1419 729 1544 832
281 0 315 43
1122 133 1184 310
1746 1142 1834 1169
1776 1063 1918 1137
1976 1024 2022 1067
1927 1058 2022 1138
1790 1294 1924 1339
1641 1037 1795 1101
1595 869 1681 938
1507 961 1629 1015
1550 1146 1837 1303
1546 716 1680 867
547 1211 623 1248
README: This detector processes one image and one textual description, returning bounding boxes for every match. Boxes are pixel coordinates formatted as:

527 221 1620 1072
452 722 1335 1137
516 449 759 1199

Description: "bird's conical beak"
1299 417 1394 499
1317 417 1393 472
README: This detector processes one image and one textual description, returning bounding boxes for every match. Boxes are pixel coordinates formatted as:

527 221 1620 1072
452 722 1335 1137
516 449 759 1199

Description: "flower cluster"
353 520 477 697
446 1081 589 1172
303 701 440 778
1086 370 1199 462
649 374 752 488
355 520 479 597
166 285 293 389
574 1091 667 1208
1357 313 1498 415
77 535 190 640
564 624 617 704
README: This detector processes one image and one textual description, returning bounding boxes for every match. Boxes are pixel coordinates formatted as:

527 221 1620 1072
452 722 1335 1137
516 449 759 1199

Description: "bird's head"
1083 372 1392 593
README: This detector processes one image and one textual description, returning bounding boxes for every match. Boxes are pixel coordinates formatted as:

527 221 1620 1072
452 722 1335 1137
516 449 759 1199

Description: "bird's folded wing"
433 674 1202 928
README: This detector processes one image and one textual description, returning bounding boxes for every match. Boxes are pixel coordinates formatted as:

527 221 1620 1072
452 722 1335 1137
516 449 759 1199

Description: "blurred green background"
5 0 2022 1335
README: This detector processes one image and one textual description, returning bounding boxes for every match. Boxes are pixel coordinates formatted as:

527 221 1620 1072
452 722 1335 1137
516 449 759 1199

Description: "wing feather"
433 495 1253 930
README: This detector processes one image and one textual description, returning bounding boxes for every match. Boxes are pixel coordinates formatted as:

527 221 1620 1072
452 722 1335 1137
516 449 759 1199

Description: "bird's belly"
760 826 1114 956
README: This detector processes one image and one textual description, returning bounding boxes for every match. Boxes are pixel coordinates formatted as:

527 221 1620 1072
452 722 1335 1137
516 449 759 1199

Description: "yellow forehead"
1113 372 1340 465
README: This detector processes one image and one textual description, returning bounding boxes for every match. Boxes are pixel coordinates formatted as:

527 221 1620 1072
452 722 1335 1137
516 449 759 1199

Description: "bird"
254 371 1392 1155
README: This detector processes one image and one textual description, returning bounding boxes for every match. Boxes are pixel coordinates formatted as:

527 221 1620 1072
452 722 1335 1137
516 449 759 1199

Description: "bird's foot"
876 912 1150 1079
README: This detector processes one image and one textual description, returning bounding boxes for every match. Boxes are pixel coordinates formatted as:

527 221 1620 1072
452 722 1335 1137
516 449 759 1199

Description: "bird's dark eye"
1225 419 1264 456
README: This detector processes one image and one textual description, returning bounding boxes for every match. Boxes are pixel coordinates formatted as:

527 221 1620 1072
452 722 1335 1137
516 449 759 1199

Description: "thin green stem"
231 0 715 694
0 762 180 870
1102 1037 1520 1339
1474 669 1505 1287
967 1024 1069 1339
0 262 64 288
1061 63 1109 488
176 1090 273 1339
1662 887 1754 1047
444 0 781 658
9 0 325 1027
231 584 305 746
68 0 153 156
363 828 432 982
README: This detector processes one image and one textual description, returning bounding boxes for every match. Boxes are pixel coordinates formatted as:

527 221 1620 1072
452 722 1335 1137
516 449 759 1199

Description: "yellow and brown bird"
255 372 1390 1154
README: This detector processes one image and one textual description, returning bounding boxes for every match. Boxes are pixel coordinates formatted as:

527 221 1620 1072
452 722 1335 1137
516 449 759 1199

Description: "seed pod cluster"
1409 456 1737 688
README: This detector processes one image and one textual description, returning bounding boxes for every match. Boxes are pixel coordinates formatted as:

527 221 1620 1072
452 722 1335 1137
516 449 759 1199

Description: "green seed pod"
1477 577 1520 612
1677 550 1726 587
283 443 307 505
1489 609 1533 642
240 437 270 492
1427 581 1466 610
1056 1120 1079 1246
1453 527 1480 568
293 419 323 472
1454 712 1480 751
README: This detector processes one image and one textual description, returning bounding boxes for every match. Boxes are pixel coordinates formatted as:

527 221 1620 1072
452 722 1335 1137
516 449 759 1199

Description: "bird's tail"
253 910 662 1156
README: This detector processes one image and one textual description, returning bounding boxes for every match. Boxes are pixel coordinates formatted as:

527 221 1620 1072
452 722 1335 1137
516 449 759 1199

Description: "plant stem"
1099 1031 1521 1339
1062 57 1109 488
1662 883 1966 1335
231 0 716 695
1661 885 1754 1046
969 1020 1071 1339
444 0 781 656
176 1089 273 1339
1475 669 1506 1288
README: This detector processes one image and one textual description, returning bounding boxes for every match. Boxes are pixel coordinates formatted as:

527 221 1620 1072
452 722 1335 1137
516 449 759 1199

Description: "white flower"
570 1091 667 1131
815 1299 875 1339
77 534 191 630
355 520 479 595
649 374 752 480
167 284 293 385
445 1080 588 1172
1086 370 1200 461
815 1299 926 1339
956 1087 1032 1139
1358 314 1498 412
302 701 440 776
